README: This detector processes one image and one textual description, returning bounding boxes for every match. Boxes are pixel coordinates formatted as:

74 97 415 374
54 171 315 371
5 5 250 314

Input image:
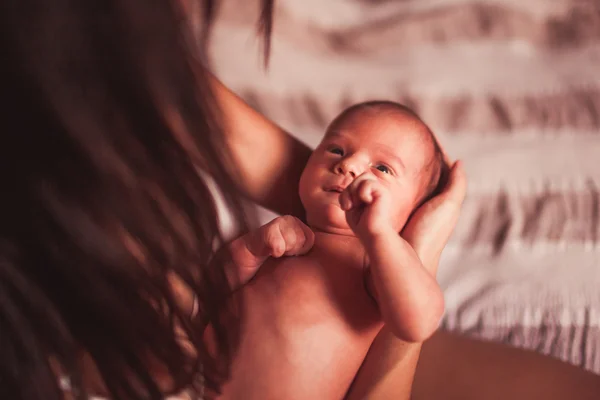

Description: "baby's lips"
325 185 346 193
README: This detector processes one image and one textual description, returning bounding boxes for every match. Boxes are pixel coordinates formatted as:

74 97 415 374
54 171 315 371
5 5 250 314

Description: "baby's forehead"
329 108 432 148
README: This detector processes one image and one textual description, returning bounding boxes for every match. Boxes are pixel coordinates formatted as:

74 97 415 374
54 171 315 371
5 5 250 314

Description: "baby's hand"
339 173 394 239
228 216 314 288
259 215 315 258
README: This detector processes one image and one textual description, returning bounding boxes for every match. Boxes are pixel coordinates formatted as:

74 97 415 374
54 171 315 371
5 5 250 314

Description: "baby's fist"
339 174 393 238
261 215 315 258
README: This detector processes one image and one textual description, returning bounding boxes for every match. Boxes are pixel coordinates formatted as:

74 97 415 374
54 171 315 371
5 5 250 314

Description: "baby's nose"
336 160 362 178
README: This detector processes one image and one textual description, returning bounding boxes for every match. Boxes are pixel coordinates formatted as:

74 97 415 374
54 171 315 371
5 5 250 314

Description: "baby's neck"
308 222 356 237
307 231 369 273
312 230 363 254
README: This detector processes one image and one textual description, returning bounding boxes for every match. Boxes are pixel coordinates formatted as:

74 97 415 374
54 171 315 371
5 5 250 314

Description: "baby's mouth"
325 186 345 193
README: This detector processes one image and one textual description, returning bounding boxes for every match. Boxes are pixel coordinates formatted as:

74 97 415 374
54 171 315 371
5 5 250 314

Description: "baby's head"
299 101 446 235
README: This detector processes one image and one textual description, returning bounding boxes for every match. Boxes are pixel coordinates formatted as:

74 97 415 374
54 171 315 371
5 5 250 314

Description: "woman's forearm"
349 317 600 400
413 330 600 400
345 327 420 400
207 71 311 219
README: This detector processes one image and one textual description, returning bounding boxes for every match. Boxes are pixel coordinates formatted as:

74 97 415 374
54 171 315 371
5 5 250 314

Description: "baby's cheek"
298 166 315 203
391 193 415 230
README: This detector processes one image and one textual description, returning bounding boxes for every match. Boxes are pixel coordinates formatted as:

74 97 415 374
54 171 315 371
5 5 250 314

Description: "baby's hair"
329 100 449 207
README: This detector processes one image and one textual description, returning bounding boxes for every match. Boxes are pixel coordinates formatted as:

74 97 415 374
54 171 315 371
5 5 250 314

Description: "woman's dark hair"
0 0 274 398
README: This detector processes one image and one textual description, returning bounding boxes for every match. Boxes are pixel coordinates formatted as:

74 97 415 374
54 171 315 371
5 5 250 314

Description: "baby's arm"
225 215 315 289
339 175 444 343
363 231 444 342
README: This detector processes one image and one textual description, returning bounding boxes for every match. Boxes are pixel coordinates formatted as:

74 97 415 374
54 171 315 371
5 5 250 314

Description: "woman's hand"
402 160 467 275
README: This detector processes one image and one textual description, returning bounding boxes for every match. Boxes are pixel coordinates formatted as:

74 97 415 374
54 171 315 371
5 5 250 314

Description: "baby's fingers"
340 175 377 210
272 216 315 256
357 179 378 204
295 221 315 255
339 188 354 211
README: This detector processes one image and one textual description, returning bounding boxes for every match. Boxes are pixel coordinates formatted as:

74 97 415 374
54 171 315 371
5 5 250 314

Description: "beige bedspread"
210 0 600 373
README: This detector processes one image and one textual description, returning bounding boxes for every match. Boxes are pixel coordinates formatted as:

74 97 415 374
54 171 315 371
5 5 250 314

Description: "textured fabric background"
210 0 600 373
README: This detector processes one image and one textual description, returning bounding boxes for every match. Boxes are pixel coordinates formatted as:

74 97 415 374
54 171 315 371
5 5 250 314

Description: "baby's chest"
248 252 381 333
232 252 383 397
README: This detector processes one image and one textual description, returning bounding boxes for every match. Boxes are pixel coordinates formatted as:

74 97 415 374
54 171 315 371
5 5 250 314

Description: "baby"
219 101 446 399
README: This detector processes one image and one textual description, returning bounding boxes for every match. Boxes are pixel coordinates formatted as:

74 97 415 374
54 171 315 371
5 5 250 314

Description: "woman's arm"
413 330 600 400
207 71 311 219
347 327 600 400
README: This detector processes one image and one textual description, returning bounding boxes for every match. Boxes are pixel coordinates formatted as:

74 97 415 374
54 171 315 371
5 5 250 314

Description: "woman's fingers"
401 160 467 273
440 161 467 206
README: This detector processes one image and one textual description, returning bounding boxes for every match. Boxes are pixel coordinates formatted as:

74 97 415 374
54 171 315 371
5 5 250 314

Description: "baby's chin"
306 206 413 237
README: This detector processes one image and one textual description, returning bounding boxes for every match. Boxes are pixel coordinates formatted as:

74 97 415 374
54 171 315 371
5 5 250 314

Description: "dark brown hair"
0 0 274 398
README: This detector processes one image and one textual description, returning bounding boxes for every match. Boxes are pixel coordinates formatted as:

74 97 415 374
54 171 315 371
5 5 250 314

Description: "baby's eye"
329 147 344 156
375 164 391 174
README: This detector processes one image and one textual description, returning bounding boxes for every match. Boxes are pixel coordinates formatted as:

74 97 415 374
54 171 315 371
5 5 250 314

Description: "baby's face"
299 110 433 235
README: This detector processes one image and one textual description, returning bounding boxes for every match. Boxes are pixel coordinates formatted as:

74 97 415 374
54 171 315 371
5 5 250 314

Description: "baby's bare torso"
219 233 383 400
